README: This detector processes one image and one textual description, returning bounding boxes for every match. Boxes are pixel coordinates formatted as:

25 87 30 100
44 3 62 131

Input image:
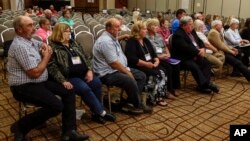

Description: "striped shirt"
7 35 47 86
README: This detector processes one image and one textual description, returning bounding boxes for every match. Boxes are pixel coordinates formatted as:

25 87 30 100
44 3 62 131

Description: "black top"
171 28 205 61
125 37 157 69
63 44 88 79
240 28 250 41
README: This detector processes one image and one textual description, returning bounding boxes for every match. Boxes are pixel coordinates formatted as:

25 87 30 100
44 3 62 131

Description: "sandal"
156 99 168 106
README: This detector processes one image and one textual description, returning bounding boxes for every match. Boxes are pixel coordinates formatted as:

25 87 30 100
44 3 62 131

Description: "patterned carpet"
0 68 250 141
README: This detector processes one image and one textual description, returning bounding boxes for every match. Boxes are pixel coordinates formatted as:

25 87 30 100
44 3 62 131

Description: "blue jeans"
69 76 104 115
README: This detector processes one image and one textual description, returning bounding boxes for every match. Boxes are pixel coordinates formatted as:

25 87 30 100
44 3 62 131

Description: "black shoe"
91 114 106 124
230 72 242 77
209 83 220 93
103 113 116 122
141 105 153 114
121 103 144 115
61 130 89 141
10 122 26 141
196 87 212 94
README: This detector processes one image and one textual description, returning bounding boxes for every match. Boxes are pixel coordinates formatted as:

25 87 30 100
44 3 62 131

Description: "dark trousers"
160 61 181 90
10 81 76 135
181 58 211 88
100 68 146 108
225 52 250 81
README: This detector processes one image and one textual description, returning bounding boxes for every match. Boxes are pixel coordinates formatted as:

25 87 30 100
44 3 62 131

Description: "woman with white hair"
224 18 250 67
194 19 225 76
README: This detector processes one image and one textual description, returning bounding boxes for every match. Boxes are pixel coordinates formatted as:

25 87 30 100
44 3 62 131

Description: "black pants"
181 58 211 88
160 61 181 90
10 81 76 135
225 52 250 81
100 68 146 108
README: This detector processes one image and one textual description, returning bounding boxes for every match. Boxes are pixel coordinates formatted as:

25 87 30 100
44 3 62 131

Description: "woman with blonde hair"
48 23 116 124
146 18 180 98
125 21 168 106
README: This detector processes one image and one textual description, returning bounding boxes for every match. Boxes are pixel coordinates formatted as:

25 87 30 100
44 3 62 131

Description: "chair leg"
107 87 112 114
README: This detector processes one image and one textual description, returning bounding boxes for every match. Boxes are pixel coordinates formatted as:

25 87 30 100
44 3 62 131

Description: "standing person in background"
8 16 88 141
171 9 186 34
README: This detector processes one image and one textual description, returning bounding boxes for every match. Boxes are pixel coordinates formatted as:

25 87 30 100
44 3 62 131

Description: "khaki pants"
205 51 225 76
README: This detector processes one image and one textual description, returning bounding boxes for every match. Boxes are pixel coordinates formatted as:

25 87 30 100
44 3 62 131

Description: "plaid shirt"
7 35 47 86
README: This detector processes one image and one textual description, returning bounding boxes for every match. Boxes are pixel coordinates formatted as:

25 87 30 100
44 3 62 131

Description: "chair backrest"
168 34 173 49
75 31 94 59
95 29 105 40
3 20 14 28
32 35 43 42
74 25 90 35
93 24 105 37
0 18 6 24
1 28 15 43
1 28 15 57
0 25 8 46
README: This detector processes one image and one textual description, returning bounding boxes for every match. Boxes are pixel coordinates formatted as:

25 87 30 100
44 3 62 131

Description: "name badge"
156 47 163 53
145 53 152 61
71 56 82 65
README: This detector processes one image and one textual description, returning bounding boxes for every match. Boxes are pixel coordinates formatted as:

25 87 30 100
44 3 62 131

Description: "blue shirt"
93 31 128 77
171 18 180 34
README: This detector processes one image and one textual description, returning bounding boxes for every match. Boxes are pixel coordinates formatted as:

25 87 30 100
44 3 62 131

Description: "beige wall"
240 0 250 18
107 0 115 9
156 0 167 12
146 0 155 11
137 0 146 11
222 0 240 17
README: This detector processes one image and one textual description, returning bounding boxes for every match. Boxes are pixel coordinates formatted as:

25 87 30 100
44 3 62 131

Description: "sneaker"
61 130 89 141
121 103 143 115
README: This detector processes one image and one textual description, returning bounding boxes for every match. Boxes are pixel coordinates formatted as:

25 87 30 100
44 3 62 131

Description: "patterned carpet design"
0 71 250 141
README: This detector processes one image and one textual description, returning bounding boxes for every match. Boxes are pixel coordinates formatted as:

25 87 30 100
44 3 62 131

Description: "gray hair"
114 14 123 21
193 19 204 31
211 20 222 27
230 18 239 26
44 9 52 15
13 16 31 32
194 13 202 19
180 16 193 26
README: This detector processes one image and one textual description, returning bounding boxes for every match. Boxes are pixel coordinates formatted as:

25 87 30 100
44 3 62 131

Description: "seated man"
171 16 219 94
7 16 88 141
93 18 152 114
208 20 250 82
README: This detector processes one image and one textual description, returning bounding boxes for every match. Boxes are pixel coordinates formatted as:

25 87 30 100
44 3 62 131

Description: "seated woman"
58 9 75 39
146 18 180 97
194 19 225 77
125 21 168 106
48 23 116 124
35 18 52 43
225 18 250 68
157 19 171 46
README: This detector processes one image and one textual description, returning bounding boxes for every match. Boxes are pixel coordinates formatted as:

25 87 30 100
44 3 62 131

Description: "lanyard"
138 41 150 55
